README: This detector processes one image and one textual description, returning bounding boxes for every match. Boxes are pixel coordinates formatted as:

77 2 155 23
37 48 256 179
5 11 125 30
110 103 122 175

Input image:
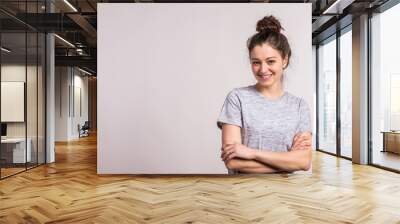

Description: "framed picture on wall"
1 81 25 122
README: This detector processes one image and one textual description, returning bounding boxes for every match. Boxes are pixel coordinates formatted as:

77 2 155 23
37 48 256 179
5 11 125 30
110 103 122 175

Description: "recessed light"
78 67 93 76
54 34 75 48
1 47 11 53
63 0 78 12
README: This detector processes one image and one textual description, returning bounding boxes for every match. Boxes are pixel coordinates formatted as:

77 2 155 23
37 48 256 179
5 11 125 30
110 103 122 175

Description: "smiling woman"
217 15 312 174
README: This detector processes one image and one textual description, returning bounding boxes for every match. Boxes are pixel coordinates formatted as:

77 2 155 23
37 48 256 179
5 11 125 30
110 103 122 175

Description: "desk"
381 131 400 154
1 138 31 163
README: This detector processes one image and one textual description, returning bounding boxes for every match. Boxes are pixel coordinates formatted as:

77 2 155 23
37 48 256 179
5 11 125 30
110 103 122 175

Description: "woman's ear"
283 56 288 69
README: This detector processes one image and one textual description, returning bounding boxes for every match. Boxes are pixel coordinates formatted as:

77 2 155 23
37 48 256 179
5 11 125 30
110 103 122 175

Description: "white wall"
98 3 313 174
55 67 89 141
72 73 89 138
55 67 69 141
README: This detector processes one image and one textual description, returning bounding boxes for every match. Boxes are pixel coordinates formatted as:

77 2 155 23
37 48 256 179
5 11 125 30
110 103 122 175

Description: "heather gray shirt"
217 85 312 153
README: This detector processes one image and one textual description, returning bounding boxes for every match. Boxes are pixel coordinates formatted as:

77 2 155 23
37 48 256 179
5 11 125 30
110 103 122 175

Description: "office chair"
79 121 90 138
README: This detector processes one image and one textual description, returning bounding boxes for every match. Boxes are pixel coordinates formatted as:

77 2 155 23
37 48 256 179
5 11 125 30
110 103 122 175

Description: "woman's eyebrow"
251 57 277 61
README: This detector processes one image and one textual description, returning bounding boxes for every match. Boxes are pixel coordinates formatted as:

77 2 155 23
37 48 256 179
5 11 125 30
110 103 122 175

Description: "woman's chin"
256 80 273 87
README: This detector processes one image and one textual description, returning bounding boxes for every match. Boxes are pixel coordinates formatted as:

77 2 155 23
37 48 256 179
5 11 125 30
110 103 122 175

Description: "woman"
217 15 312 174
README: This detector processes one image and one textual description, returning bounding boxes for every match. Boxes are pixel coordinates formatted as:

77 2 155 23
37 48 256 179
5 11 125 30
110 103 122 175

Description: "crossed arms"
220 124 312 174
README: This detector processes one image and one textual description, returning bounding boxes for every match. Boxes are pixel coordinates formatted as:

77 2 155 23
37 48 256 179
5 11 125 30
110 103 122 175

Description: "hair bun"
256 15 283 33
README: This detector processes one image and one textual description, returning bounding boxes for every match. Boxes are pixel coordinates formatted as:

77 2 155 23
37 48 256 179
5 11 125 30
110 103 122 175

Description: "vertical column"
352 14 369 164
46 1 55 163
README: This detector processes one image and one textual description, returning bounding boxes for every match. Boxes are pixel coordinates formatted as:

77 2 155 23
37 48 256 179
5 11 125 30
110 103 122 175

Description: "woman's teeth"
258 74 271 80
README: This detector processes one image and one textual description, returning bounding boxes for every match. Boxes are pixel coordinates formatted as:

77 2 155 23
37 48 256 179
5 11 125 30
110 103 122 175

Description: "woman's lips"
257 74 272 81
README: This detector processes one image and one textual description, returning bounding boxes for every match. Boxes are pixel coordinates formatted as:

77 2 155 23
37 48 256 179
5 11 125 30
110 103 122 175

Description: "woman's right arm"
225 158 280 173
221 124 280 173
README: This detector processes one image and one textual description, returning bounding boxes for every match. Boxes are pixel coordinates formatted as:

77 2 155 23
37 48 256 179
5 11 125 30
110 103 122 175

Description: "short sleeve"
297 99 312 134
217 90 243 129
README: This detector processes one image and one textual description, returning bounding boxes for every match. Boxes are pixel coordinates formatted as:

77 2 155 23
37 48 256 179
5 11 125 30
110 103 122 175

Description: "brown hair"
247 15 291 68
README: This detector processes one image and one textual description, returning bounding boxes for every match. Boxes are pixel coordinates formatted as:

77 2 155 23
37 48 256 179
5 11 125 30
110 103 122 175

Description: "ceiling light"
78 67 93 76
323 0 355 14
1 47 11 53
63 0 78 12
54 34 75 48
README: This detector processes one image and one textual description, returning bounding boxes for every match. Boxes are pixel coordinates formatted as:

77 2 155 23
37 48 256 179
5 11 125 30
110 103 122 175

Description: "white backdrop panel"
1 82 25 122
98 3 313 174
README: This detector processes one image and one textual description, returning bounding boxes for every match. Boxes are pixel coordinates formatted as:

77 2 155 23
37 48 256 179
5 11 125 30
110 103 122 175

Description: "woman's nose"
260 62 269 73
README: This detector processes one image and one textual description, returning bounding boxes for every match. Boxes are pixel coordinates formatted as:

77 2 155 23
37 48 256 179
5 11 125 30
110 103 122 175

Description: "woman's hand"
291 132 312 151
221 143 256 162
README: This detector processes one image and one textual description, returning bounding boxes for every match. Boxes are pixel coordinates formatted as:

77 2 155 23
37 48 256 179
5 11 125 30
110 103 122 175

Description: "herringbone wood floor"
1 134 400 223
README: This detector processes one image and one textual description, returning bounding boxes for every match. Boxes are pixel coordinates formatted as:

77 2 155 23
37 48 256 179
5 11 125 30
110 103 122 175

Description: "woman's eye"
267 60 275 65
252 62 260 65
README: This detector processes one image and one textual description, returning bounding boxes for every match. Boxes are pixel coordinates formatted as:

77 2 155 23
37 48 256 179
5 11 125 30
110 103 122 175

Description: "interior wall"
72 72 89 138
55 66 89 141
55 66 69 141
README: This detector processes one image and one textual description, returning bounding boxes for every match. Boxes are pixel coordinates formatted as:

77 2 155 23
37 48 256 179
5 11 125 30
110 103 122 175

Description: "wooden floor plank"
0 134 400 223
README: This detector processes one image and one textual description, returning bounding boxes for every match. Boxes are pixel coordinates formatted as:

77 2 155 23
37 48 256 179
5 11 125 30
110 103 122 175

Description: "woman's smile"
257 73 272 81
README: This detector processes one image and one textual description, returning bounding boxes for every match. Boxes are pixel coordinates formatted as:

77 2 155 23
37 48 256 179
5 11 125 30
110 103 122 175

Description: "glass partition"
317 36 337 155
38 32 45 165
27 31 38 169
371 3 400 171
0 31 28 177
0 1 46 179
339 28 352 158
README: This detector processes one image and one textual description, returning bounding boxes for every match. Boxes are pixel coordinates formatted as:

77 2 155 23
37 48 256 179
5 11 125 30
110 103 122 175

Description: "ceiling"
0 0 392 75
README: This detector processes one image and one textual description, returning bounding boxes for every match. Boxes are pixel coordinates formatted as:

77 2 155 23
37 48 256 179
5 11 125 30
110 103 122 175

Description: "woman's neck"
255 83 284 100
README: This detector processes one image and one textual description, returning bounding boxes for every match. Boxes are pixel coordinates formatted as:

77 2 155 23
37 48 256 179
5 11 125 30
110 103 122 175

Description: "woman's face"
250 43 288 89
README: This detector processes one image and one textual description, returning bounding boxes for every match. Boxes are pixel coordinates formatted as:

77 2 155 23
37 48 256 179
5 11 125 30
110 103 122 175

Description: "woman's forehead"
250 44 281 60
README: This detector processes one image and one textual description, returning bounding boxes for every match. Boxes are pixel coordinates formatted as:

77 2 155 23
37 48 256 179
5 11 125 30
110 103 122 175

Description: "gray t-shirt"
217 85 312 153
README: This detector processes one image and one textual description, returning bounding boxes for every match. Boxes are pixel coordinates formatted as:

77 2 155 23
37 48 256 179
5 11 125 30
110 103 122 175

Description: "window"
339 28 352 158
371 2 400 171
317 36 337 154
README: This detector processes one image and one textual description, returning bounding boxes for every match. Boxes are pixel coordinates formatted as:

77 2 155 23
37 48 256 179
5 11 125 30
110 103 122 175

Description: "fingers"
292 144 312 150
221 149 235 162
221 143 242 161
299 140 312 146
293 145 311 151
292 142 312 150
221 145 233 160
292 139 308 149
227 152 236 161
292 132 312 147
294 141 312 148
293 133 303 144
292 133 312 150
293 134 299 143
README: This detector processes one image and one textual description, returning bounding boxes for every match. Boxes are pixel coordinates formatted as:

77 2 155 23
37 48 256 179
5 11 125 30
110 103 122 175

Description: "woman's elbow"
301 160 311 171
300 153 312 171
291 150 312 171
225 160 237 170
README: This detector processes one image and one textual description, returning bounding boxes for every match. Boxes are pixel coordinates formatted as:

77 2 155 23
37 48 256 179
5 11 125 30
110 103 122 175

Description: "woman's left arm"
251 147 312 171
222 132 312 172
